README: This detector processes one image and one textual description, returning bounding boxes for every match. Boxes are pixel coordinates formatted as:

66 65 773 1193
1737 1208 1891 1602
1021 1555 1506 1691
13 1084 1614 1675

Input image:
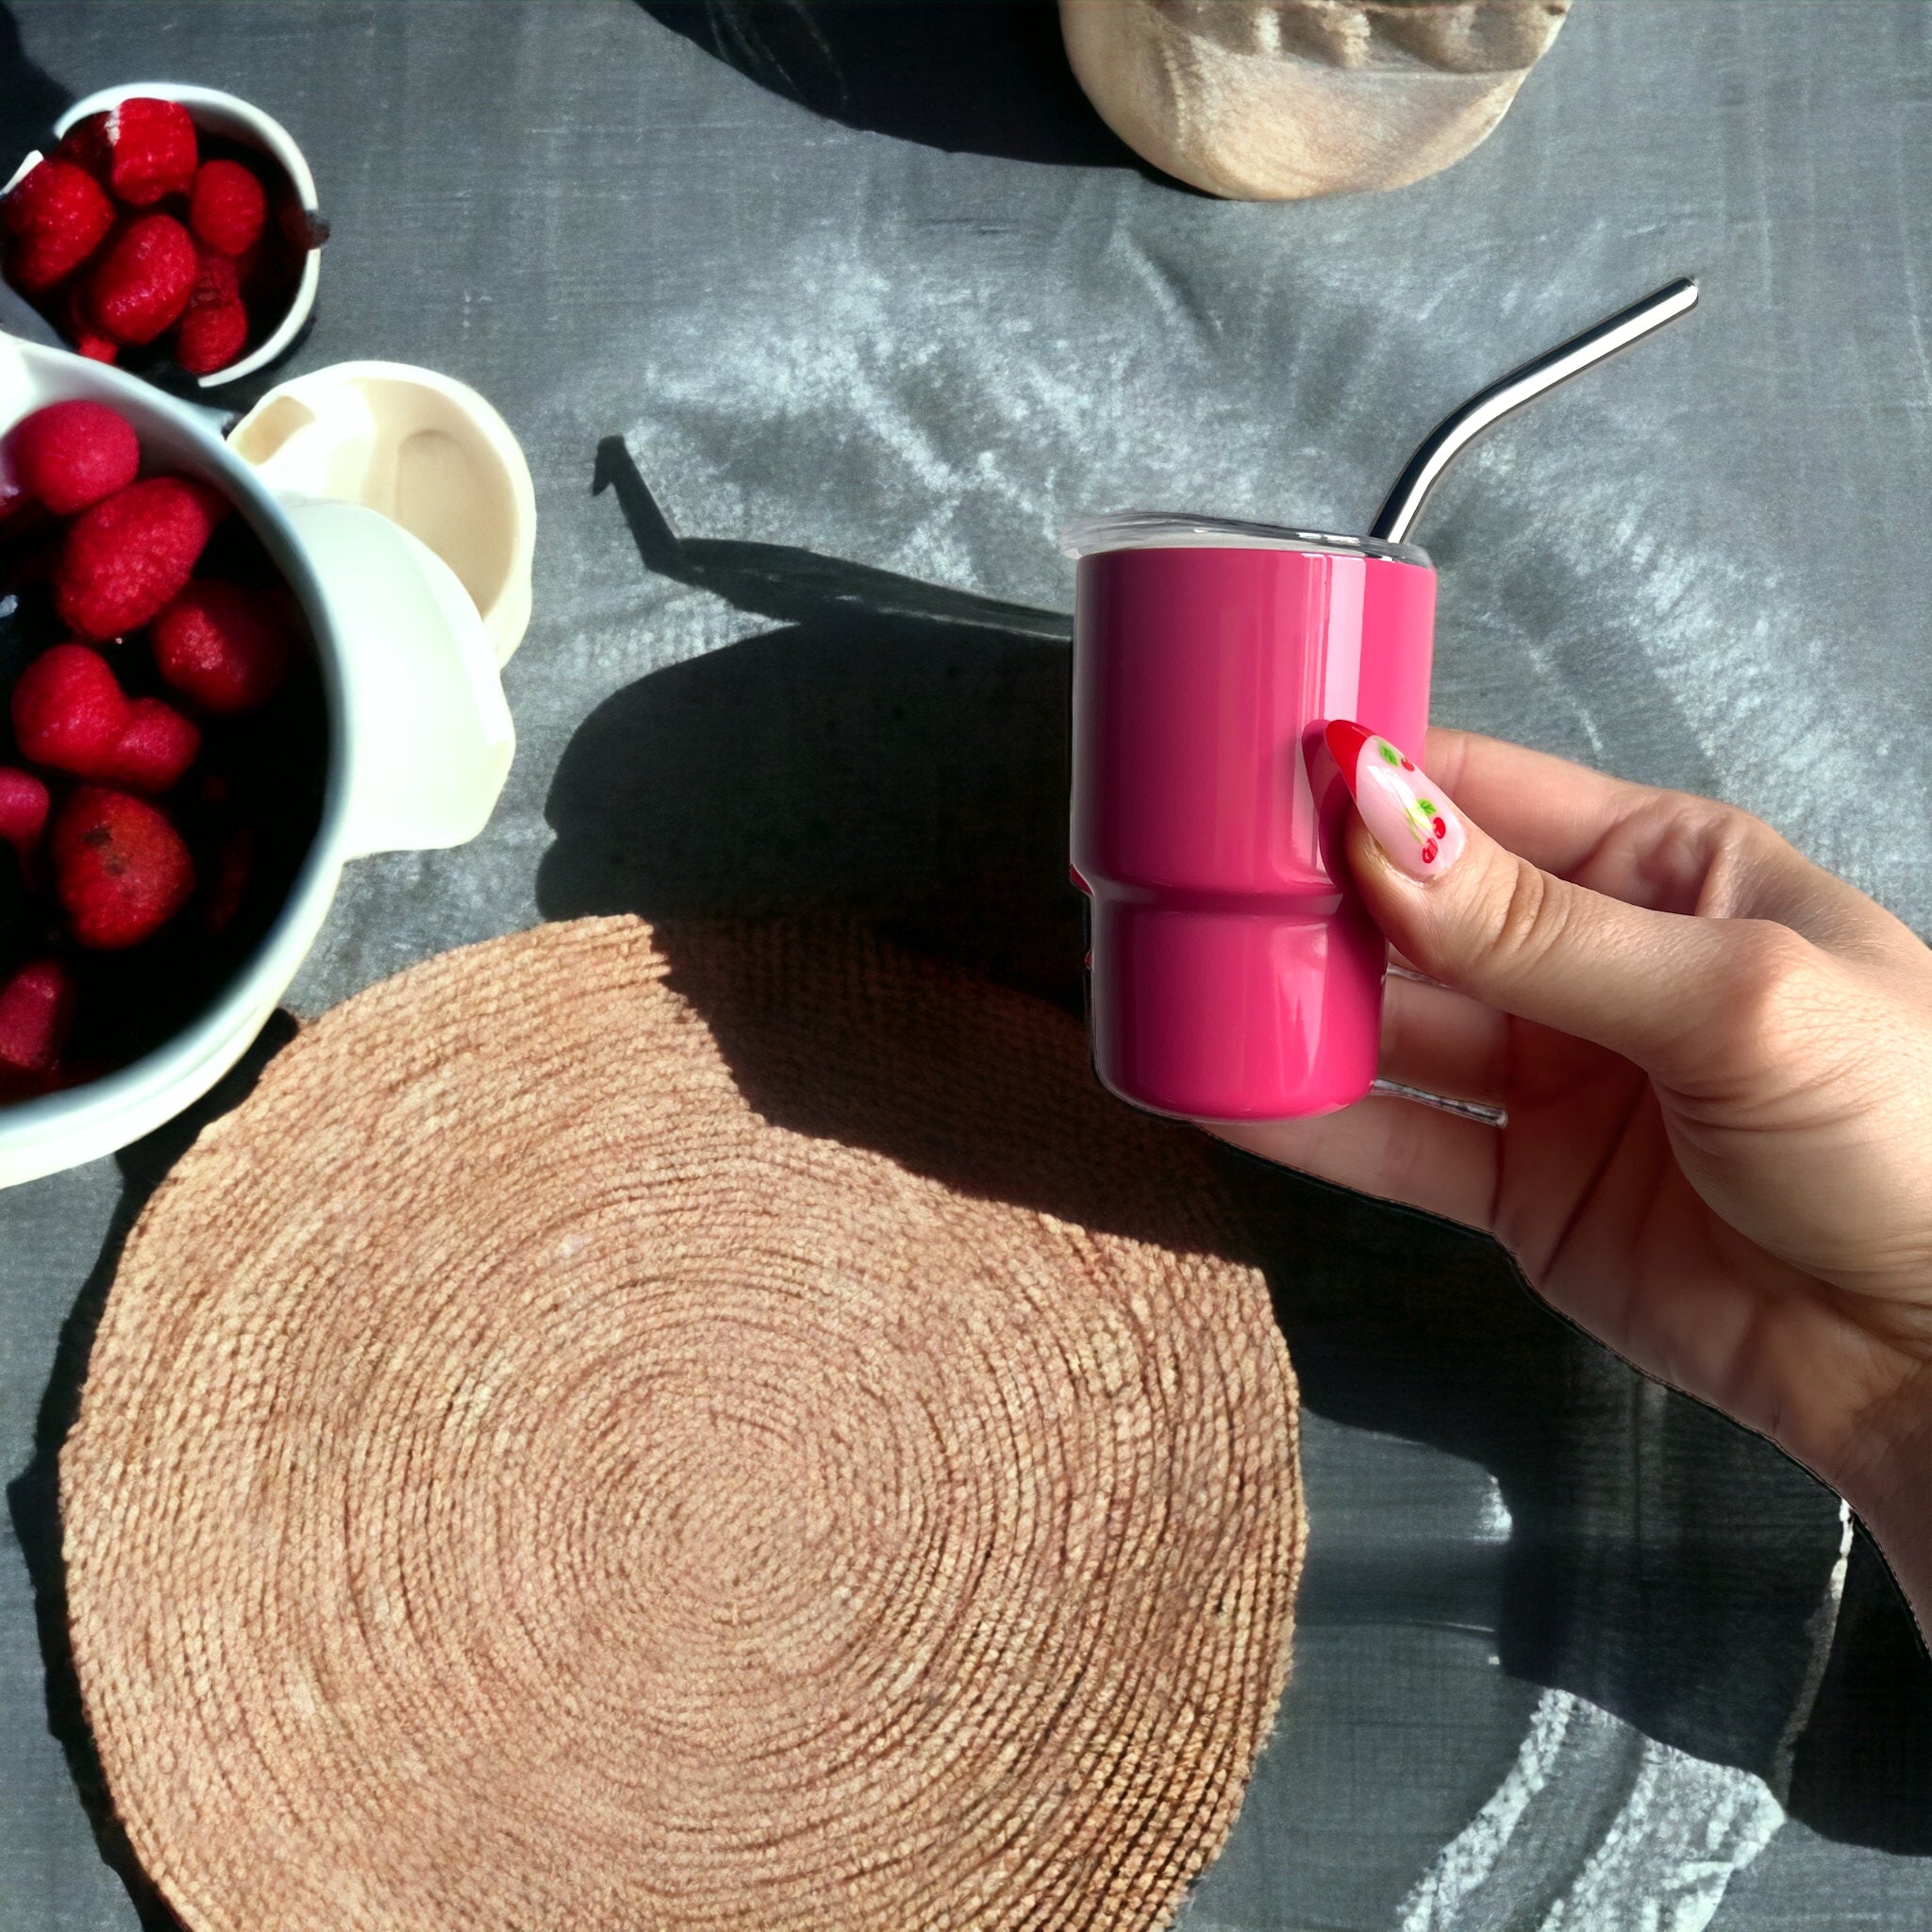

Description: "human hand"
1207 725 1932 1624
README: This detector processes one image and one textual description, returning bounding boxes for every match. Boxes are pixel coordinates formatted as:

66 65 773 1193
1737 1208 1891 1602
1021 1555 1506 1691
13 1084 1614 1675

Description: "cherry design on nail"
1324 719 1468 880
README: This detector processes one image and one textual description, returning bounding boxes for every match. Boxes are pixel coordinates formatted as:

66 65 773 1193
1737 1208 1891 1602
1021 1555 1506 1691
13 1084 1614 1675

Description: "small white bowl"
8 82 323 391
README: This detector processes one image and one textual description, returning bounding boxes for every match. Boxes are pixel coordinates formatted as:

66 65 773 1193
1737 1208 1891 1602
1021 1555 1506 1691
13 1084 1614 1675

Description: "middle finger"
1379 972 1511 1109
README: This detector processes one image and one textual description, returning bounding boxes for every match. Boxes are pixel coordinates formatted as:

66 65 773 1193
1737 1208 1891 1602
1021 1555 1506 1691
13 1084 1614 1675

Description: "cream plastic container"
230 363 536 661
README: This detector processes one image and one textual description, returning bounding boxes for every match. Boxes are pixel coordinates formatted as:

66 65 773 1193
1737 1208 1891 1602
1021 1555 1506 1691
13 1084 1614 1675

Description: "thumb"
1325 722 1752 1081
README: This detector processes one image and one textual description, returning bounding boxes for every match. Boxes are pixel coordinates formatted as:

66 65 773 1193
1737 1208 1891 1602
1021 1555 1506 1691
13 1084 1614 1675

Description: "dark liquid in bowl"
0 508 327 1092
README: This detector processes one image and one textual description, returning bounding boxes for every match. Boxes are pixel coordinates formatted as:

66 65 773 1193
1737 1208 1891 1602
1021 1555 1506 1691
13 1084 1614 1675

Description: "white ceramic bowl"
8 82 323 390
0 334 515 1187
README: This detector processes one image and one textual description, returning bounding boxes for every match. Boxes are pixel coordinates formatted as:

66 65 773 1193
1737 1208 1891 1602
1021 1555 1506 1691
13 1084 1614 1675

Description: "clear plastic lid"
1060 510 1429 569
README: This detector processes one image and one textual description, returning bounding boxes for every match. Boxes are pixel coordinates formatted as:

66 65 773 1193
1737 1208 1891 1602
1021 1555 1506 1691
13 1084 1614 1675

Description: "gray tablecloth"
3 3 1930 1926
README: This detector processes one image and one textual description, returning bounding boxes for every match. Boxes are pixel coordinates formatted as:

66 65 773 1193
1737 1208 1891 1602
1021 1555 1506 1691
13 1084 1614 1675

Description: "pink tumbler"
1060 280 1703 1122
1067 512 1436 1122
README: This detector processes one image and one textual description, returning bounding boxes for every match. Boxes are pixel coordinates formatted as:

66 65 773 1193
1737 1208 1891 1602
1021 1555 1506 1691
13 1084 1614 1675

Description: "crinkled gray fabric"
1 2 1928 1926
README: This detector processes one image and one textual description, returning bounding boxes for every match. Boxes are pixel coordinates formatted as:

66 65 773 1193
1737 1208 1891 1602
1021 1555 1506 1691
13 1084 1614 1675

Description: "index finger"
1422 727 1648 875
1419 725 1897 955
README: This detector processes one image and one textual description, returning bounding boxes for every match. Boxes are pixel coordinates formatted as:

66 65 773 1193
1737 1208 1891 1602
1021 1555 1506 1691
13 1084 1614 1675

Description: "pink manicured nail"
1324 720 1467 881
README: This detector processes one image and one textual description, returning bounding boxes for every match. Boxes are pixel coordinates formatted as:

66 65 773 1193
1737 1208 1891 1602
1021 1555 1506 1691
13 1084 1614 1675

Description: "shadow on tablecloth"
541 433 1932 1854
631 0 1152 175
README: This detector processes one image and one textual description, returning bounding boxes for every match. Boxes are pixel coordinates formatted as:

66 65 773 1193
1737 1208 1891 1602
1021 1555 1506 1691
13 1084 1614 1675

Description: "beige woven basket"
62 916 1304 1931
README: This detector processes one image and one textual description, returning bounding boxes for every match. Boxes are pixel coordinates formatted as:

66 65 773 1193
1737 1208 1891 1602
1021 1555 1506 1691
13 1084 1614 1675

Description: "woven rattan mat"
62 915 1303 1931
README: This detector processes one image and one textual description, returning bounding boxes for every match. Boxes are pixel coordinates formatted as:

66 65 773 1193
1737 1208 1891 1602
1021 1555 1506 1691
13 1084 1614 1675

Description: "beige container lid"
230 360 536 663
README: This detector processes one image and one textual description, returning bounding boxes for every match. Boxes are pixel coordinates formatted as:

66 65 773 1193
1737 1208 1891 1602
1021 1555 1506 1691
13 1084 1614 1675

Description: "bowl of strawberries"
3 83 325 388
0 334 513 1187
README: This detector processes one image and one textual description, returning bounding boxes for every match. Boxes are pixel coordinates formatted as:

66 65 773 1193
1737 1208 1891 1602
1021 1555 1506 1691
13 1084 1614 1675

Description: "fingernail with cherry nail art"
1324 720 1467 881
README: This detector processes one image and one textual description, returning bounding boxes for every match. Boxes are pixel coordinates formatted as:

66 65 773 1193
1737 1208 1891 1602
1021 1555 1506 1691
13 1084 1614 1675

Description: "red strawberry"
1 157 114 294
10 642 126 777
10 643 199 791
152 580 292 713
62 284 120 362
50 786 193 949
8 400 140 516
0 958 77 1074
0 767 50 863
85 211 196 344
52 118 107 180
187 158 266 257
187 250 239 308
229 238 266 297
62 100 198 208
55 475 226 640
107 696 200 794
199 823 254 934
173 250 249 375
175 302 248 376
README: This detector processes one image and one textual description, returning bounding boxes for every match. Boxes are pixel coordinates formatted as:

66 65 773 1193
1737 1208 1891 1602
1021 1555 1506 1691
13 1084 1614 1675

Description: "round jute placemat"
62 915 1303 1932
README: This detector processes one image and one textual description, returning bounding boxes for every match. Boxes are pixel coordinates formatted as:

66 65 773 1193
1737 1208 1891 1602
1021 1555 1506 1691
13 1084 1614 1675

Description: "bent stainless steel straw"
1369 276 1700 545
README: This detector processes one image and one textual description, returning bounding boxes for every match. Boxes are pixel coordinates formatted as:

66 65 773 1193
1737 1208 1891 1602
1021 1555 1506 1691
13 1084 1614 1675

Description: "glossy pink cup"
1066 512 1436 1121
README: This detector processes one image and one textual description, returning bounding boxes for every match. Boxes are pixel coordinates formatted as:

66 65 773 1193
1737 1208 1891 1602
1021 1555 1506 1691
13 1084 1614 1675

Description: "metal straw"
1369 277 1699 546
